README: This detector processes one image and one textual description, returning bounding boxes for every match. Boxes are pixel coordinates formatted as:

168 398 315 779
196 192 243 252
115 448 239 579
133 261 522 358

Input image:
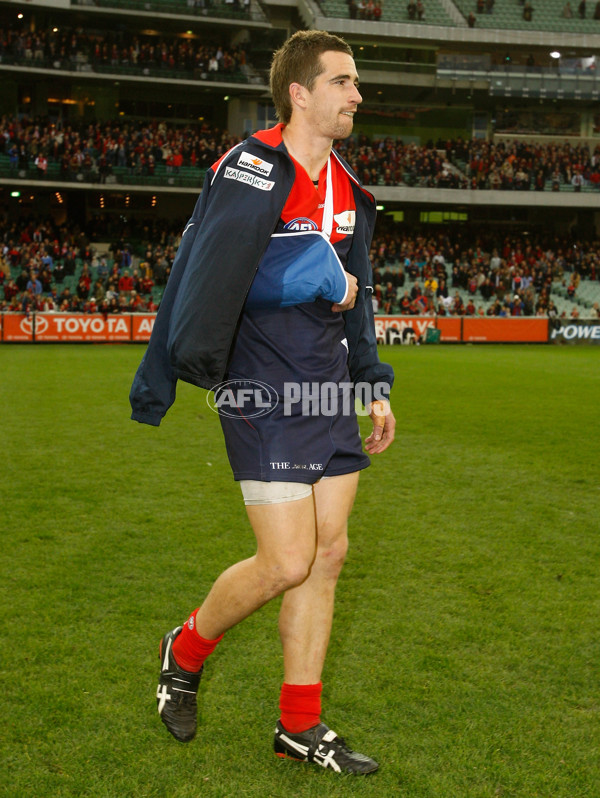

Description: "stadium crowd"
346 0 385 19
0 214 183 314
462 138 600 190
1 212 599 319
0 22 250 79
3 114 600 191
335 135 600 190
0 116 242 181
368 225 600 317
335 135 468 188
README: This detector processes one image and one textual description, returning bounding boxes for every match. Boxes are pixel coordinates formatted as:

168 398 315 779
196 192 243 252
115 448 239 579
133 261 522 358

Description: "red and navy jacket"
130 124 394 426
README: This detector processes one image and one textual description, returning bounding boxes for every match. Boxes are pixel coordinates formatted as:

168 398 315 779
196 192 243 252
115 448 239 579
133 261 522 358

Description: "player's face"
305 50 362 141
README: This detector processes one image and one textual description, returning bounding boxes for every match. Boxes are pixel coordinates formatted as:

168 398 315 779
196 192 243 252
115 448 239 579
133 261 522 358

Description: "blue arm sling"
245 230 349 310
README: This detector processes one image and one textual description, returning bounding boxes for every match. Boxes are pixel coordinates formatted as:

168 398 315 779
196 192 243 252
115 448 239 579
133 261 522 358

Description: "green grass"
1 344 599 797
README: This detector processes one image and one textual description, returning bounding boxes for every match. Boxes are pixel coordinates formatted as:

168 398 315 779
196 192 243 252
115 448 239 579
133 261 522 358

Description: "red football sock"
171 609 224 673
279 682 322 733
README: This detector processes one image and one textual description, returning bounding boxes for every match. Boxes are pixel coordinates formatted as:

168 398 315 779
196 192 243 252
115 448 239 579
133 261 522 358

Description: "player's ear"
289 82 308 111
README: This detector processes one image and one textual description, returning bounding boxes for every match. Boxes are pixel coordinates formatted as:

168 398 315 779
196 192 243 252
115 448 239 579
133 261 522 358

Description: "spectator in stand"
34 153 48 178
383 282 396 313
407 0 416 18
511 295 523 316
453 291 465 315
118 269 134 295
59 286 73 308
77 274 90 300
26 271 42 295
129 290 144 312
364 0 375 17
16 268 29 291
9 146 19 172
140 272 155 295
562 0 574 13
468 12 477 25
4 278 19 303
416 0 425 18
578 0 586 16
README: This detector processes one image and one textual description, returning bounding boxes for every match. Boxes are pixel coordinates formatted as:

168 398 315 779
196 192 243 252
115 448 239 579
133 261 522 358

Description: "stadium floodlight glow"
550 51 561 59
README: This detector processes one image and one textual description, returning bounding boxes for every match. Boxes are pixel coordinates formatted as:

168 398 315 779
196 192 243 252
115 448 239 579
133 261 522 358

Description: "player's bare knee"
258 556 312 596
316 533 348 578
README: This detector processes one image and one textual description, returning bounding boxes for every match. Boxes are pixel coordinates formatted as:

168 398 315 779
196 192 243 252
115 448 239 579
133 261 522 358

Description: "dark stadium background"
1 0 600 335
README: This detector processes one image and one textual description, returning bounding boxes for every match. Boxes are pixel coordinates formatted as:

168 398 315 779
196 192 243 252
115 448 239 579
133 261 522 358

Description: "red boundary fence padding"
373 315 549 343
3 313 598 344
1 313 155 342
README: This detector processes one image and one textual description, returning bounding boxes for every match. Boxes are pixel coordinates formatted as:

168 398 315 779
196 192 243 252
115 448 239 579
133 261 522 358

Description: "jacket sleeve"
166 151 295 388
345 184 394 402
129 195 207 425
346 283 394 401
130 146 294 425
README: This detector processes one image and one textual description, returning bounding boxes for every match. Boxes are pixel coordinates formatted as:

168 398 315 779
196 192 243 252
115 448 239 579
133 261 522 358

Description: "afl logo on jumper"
237 152 274 176
284 218 318 232
334 210 356 235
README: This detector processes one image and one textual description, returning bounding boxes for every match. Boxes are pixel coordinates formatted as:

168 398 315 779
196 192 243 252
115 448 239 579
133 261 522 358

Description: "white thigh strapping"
239 480 313 506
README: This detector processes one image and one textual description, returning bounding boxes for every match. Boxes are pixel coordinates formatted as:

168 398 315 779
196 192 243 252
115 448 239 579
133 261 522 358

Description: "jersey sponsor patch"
283 217 319 232
334 210 356 235
224 167 274 191
237 151 274 177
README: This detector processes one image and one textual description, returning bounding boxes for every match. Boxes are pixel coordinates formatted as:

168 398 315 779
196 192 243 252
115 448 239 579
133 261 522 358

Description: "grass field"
1 343 599 798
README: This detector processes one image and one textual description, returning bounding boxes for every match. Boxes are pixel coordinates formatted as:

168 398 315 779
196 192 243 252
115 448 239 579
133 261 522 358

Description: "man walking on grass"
130 29 395 775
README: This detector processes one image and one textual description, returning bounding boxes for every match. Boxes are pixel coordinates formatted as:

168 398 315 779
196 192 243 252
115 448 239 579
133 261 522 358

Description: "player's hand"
365 399 395 454
332 272 358 312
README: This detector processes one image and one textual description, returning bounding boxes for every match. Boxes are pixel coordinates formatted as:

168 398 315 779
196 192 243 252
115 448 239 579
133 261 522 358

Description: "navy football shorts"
218 389 370 484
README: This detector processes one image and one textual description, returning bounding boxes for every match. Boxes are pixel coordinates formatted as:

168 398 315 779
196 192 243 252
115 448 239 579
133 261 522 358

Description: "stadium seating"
320 0 600 29
452 0 600 31
320 0 458 24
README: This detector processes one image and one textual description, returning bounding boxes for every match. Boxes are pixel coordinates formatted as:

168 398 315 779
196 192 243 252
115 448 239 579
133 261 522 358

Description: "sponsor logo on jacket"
237 152 274 176
224 167 274 191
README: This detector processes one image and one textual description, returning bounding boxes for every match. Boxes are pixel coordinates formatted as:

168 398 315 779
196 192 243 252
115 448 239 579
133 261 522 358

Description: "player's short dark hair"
270 30 354 124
